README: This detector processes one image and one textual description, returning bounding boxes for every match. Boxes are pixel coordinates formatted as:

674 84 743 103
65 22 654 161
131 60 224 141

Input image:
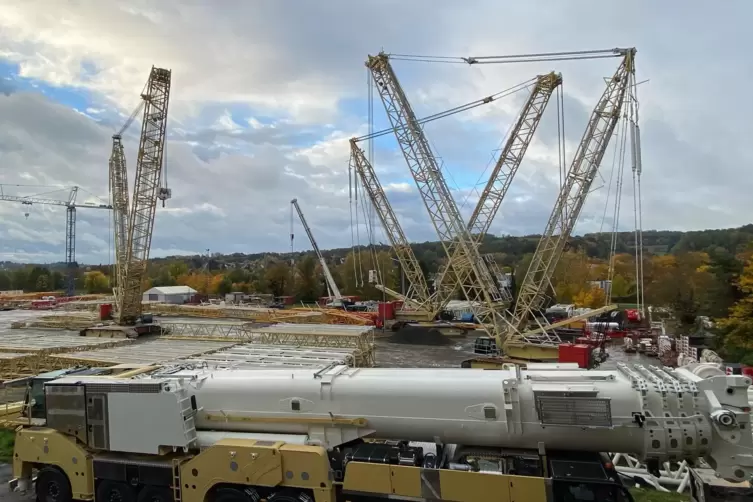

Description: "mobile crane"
291 198 347 308
10 363 753 502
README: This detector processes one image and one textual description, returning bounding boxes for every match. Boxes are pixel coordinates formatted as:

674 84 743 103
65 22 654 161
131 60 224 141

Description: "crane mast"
508 50 634 342
117 67 172 325
291 198 343 302
432 72 562 306
349 141 432 310
367 53 509 335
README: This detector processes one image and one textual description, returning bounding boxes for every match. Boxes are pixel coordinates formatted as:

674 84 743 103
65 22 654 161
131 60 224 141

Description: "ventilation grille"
85 382 163 394
535 395 612 427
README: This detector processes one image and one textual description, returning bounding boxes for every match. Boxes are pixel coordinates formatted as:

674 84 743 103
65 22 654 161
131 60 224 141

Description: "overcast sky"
0 0 750 265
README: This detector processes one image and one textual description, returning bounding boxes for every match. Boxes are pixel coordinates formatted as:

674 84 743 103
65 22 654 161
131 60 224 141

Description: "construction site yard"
0 309 650 373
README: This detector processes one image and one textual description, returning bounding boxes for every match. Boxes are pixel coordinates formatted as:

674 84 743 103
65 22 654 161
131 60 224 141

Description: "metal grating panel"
535 395 612 427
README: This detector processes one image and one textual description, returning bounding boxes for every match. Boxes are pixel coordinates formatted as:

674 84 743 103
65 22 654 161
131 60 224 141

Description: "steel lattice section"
350 141 433 310
509 51 634 343
119 67 172 324
367 53 506 337
109 136 130 304
433 73 562 307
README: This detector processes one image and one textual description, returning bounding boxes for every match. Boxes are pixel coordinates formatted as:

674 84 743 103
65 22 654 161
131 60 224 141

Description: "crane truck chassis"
9 363 753 502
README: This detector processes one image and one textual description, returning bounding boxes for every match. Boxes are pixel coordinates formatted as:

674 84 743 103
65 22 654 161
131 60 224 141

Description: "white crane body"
178 366 650 453
38 363 751 482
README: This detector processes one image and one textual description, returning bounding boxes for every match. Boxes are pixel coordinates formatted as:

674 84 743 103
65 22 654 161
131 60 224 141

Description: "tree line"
2 225 752 363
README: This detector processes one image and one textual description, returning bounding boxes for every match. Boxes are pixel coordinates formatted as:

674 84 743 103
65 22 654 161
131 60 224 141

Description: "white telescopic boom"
156 363 753 482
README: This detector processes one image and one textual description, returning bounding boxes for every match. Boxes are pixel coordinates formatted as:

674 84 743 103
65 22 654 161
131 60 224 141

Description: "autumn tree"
35 274 50 292
573 286 607 308
217 276 234 296
294 255 322 302
83 271 110 294
644 252 721 325
717 246 753 364
265 262 293 297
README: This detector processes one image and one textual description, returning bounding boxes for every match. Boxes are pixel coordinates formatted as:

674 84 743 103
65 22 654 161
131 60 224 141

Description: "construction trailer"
9 362 753 502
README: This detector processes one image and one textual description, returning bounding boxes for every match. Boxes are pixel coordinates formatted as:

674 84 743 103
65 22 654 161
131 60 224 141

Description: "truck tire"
96 480 136 502
137 486 173 502
36 467 73 502
268 490 313 502
211 486 260 502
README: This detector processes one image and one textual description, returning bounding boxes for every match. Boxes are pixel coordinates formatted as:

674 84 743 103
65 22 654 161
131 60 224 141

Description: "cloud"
0 0 750 266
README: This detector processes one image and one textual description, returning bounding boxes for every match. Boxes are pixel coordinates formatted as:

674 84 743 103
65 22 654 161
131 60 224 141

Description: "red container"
378 301 395 321
558 343 592 368
99 303 113 321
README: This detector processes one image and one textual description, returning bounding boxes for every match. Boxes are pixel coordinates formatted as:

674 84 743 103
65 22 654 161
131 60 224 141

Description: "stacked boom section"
118 67 172 325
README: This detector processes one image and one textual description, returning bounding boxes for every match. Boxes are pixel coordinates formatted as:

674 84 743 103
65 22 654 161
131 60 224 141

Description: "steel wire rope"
354 77 537 143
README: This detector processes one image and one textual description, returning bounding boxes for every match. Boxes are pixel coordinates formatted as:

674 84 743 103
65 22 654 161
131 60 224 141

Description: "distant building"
142 285 197 305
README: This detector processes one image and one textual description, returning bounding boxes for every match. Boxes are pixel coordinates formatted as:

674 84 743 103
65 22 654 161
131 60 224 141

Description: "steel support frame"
109 135 130 302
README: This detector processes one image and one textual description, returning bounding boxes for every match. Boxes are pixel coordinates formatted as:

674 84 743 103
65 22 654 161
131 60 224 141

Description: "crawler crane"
112 66 172 328
365 52 508 337
9 362 753 502
486 49 636 362
350 72 561 322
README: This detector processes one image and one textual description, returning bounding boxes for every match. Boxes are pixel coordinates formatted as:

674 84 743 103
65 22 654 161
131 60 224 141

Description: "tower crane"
115 66 172 326
290 198 345 307
0 185 112 296
496 49 636 360
365 52 508 336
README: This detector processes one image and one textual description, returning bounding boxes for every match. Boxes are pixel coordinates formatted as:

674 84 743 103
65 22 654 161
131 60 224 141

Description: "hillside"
148 224 753 276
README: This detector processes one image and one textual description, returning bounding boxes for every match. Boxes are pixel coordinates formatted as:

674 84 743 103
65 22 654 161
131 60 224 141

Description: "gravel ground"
0 464 31 502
